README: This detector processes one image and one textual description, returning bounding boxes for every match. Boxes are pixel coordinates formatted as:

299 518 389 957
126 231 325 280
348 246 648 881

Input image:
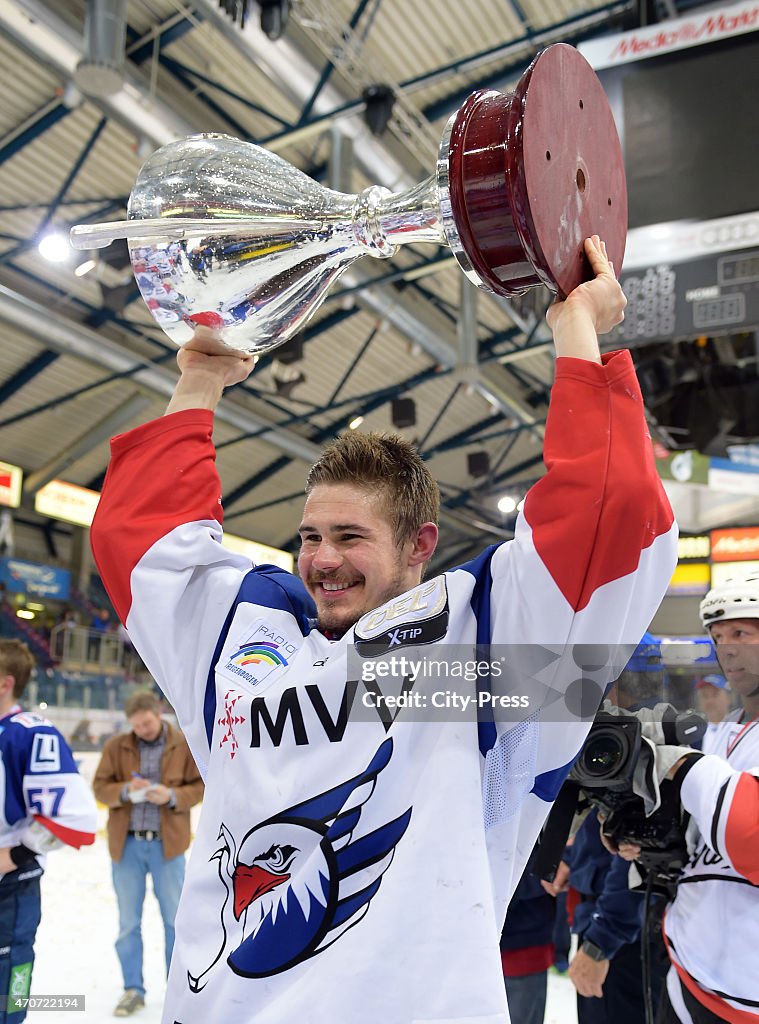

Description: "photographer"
618 572 759 1024
543 635 670 1023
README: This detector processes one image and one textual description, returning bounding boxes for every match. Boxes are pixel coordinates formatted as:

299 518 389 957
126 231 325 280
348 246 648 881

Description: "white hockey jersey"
664 712 759 1023
91 350 677 1024
0 705 97 878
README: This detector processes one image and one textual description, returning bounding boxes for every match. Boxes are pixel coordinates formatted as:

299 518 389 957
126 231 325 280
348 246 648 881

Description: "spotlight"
38 233 71 263
349 416 364 430
74 258 97 277
391 397 416 429
271 360 305 398
497 495 517 514
362 84 396 137
275 331 304 365
259 0 290 40
467 451 490 479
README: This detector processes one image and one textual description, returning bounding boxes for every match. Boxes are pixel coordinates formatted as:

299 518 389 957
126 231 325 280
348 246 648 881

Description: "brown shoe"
114 990 145 1017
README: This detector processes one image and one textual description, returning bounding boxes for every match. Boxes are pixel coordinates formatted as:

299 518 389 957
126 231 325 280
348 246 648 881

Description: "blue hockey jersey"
0 706 97 880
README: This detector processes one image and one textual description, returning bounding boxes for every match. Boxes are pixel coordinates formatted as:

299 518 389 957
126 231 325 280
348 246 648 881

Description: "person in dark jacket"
543 633 670 1024
501 858 556 1024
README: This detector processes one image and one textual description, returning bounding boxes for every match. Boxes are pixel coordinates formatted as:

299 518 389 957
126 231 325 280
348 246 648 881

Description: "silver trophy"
70 44 626 356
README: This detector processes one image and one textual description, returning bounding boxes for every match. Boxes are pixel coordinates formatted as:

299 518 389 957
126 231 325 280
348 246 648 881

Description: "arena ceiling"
0 0 754 577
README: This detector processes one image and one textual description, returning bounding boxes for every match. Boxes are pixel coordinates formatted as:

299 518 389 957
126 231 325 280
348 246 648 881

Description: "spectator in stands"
93 689 204 1018
693 674 732 754
87 607 111 663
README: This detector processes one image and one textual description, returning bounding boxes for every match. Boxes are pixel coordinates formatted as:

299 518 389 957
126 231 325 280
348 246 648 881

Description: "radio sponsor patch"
218 618 300 688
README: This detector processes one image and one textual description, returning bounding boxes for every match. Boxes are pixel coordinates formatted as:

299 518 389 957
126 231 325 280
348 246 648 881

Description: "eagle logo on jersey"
188 738 410 991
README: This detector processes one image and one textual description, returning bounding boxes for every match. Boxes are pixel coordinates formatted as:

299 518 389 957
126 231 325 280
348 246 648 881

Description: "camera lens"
582 732 624 778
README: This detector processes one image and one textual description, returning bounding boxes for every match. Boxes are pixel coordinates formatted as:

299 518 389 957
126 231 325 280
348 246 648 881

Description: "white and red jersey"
90 350 676 1024
664 713 759 1023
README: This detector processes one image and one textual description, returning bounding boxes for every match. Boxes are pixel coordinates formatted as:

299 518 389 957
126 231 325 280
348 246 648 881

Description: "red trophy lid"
444 43 627 299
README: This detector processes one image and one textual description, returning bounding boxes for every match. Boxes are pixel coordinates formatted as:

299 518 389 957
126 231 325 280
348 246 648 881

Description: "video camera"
536 704 706 891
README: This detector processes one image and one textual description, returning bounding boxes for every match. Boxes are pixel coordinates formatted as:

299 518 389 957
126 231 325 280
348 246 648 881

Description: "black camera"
570 713 641 790
536 705 705 891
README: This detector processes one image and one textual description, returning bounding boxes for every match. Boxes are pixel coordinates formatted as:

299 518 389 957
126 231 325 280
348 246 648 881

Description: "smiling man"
299 445 439 635
90 237 677 1024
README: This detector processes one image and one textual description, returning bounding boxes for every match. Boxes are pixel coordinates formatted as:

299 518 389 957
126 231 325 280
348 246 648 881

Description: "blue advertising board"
0 557 71 600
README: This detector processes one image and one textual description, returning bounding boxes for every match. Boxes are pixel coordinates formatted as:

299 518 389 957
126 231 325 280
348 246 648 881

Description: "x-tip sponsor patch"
354 576 449 656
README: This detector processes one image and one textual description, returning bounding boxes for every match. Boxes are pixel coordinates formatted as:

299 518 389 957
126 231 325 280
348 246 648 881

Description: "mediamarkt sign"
710 527 759 562
579 0 759 69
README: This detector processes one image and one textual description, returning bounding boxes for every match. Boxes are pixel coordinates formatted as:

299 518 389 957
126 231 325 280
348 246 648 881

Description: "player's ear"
408 522 438 567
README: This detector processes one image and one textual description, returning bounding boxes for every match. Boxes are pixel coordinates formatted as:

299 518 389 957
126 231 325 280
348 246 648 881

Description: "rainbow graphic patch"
229 643 290 670
219 622 300 690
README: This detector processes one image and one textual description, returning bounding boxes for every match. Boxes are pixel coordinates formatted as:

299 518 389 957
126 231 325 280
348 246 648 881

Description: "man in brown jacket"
94 690 203 1018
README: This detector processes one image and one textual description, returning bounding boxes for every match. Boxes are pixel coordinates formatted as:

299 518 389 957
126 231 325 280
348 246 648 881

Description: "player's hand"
540 859 570 896
569 948 609 997
616 841 642 862
144 784 172 805
546 235 626 337
0 847 15 874
176 343 256 389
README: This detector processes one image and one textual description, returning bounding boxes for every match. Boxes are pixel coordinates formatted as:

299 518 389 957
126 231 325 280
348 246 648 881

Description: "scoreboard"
610 247 759 344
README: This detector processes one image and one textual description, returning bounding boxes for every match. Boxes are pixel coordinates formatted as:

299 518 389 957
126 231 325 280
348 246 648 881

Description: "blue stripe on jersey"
531 758 574 803
202 564 316 749
452 544 500 756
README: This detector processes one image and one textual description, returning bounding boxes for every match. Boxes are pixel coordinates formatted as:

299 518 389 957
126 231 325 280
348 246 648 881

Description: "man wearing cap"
693 674 732 754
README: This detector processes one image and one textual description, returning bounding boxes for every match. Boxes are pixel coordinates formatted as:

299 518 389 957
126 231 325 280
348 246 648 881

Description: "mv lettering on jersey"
248 677 409 747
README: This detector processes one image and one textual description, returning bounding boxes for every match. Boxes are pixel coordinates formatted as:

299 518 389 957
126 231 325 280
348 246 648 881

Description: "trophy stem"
371 177 447 250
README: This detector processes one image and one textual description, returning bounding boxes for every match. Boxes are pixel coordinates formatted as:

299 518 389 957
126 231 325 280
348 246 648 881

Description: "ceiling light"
349 416 364 430
391 397 416 429
363 84 396 137
38 233 71 263
74 258 97 277
497 495 517 514
467 451 490 478
16 608 35 620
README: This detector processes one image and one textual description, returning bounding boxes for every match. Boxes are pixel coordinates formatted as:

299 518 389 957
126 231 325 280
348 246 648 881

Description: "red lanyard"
726 714 759 758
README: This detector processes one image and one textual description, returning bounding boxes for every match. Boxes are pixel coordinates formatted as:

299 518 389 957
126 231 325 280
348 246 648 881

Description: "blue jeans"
0 874 42 1024
112 836 185 995
504 970 547 1024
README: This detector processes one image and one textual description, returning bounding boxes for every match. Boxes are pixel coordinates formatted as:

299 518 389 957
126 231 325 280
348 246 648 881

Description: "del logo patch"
354 576 449 656
219 619 301 689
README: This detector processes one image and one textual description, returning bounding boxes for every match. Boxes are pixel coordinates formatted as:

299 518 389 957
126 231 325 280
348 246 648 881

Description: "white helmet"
700 571 759 627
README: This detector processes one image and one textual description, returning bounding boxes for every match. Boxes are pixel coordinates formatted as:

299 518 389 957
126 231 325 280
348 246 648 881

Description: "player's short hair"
124 690 161 718
305 432 440 545
0 639 36 699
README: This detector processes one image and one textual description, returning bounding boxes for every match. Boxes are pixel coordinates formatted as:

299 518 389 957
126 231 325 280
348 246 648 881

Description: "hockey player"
0 639 98 1022
611 572 759 1022
90 236 678 1024
640 572 759 1024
